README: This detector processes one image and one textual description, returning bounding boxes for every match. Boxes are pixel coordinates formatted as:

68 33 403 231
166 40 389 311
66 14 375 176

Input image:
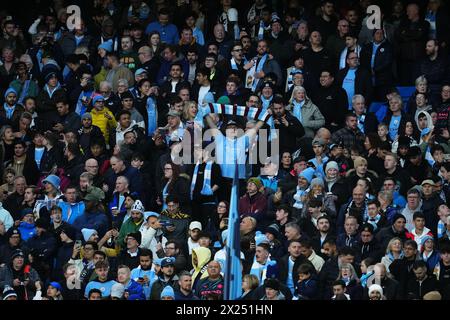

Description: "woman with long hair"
157 161 191 215
381 237 404 272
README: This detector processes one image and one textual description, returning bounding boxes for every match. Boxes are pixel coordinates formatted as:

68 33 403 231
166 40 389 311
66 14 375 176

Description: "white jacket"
139 224 167 258
0 202 14 231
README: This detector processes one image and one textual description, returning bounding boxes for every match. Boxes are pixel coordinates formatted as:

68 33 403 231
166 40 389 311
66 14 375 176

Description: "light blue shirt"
84 280 117 298
286 257 295 294
342 68 356 109
215 134 249 179
130 267 157 300
59 201 85 225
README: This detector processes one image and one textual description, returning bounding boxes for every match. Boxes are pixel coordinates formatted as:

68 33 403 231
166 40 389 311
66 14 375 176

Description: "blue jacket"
59 201 85 225
174 288 199 300
72 211 109 238
108 192 128 228
145 22 179 45
296 277 319 300
18 222 36 241
125 279 146 300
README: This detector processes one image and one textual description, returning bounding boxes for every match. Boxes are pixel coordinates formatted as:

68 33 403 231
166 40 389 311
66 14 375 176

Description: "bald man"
337 186 368 234
138 46 160 82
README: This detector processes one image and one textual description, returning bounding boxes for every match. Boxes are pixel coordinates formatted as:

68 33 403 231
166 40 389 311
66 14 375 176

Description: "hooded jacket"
0 202 13 231
191 247 212 290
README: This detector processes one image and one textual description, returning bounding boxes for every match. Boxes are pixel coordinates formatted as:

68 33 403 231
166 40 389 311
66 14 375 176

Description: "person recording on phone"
271 95 306 154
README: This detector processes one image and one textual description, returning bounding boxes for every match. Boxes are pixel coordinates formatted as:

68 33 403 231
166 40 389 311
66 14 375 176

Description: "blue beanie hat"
42 174 60 190
299 167 315 183
255 231 269 246
221 229 228 243
4 87 17 99
98 40 113 53
266 260 279 279
160 286 175 299
92 95 105 105
81 228 98 242
421 235 434 246
49 282 62 292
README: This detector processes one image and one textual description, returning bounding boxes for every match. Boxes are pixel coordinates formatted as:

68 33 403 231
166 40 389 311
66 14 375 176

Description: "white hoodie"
0 202 14 231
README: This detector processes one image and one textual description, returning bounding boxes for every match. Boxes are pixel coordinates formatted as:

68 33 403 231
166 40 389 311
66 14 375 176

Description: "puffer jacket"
288 98 325 138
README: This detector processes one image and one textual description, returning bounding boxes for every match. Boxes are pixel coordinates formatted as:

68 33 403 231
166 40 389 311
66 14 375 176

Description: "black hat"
61 226 77 241
6 228 21 240
262 81 274 90
35 218 50 230
11 249 24 261
126 232 141 245
397 136 411 148
392 213 406 224
264 278 280 291
407 146 422 158
20 208 34 219
225 119 239 128
121 91 134 101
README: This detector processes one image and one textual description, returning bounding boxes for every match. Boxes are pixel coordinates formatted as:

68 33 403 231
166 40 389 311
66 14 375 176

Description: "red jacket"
238 192 268 223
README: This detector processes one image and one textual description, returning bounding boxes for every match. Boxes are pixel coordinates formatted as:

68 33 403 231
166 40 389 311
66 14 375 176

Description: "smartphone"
223 218 229 225
75 240 82 248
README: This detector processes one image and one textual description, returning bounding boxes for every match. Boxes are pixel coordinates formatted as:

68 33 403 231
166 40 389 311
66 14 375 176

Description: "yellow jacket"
90 107 117 143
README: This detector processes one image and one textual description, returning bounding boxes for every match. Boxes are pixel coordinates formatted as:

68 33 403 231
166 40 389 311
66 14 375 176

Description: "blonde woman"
288 86 325 138
381 237 404 272
182 100 203 129
336 262 363 300
239 274 259 300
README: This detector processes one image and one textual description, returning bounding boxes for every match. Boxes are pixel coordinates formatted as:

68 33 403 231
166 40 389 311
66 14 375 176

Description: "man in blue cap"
149 256 179 300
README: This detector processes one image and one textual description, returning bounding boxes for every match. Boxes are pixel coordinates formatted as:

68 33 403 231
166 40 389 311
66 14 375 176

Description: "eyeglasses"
165 247 175 250
233 48 243 52
164 167 173 171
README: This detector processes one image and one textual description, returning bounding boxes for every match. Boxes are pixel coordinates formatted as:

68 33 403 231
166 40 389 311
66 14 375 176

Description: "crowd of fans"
0 0 450 301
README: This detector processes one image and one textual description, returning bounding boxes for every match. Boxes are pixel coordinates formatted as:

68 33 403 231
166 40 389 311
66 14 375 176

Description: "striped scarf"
293 186 309 209
250 257 271 284
203 103 272 123
191 161 213 199
367 214 381 231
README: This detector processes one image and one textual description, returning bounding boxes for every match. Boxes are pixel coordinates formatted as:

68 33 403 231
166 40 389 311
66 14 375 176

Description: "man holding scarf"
245 40 282 92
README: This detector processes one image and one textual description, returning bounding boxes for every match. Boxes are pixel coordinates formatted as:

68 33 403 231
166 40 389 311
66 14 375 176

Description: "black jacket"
277 253 316 286
406 274 439 299
389 257 417 299
274 111 305 154
360 40 394 87
310 83 349 130
336 66 374 106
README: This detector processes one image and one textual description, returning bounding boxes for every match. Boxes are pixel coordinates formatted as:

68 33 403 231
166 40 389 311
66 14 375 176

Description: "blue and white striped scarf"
191 161 214 199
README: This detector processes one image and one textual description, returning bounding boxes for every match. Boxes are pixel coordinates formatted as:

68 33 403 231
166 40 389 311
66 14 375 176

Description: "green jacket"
117 218 143 248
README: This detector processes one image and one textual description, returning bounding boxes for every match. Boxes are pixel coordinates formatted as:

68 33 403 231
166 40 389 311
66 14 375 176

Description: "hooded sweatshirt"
401 201 423 232
191 247 211 290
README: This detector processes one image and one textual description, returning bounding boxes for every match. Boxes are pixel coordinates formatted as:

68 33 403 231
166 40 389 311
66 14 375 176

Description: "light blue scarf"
146 96 158 136
190 161 214 199
292 100 304 123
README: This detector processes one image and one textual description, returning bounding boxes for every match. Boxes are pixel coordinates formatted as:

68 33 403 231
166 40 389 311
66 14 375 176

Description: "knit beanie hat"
298 167 315 183
325 161 339 172
160 286 175 299
368 284 383 296
98 40 113 53
81 228 98 242
310 177 325 188
247 177 263 191
255 231 269 246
